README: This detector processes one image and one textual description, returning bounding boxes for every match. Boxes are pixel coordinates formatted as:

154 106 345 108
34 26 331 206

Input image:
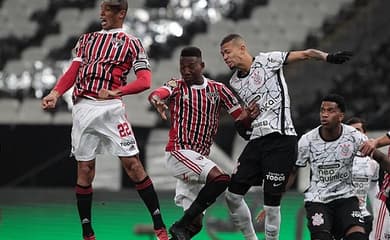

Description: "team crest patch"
339 143 352 157
112 38 125 48
206 92 219 103
166 79 177 88
311 213 324 226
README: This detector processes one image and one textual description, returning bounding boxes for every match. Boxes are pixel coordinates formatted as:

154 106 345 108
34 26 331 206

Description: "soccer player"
291 94 390 240
148 46 258 240
219 33 353 240
346 117 380 239
360 133 390 240
41 1 169 239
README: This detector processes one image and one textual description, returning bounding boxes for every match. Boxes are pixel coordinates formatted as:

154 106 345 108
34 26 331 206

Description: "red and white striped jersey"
161 77 242 156
71 28 150 101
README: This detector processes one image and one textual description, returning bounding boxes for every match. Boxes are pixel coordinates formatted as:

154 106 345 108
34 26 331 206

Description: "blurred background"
0 0 389 239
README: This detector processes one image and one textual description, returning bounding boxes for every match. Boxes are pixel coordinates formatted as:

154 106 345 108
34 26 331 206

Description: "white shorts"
71 98 139 161
165 149 218 210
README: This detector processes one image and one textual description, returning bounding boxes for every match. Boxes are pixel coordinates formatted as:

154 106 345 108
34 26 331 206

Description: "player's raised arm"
286 49 353 64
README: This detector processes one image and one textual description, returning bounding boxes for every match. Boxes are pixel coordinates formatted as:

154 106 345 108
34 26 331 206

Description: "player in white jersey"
346 117 380 239
360 133 390 240
290 94 390 240
219 33 352 240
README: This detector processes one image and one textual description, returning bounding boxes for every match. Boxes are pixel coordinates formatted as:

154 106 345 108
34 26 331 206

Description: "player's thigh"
262 135 297 194
305 202 334 237
230 140 263 193
165 150 217 184
98 103 139 157
333 197 365 238
174 179 203 210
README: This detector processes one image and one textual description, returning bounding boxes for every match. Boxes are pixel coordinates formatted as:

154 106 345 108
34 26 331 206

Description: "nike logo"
273 182 283 187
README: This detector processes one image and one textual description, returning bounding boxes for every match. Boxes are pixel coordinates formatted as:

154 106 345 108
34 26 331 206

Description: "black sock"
179 174 230 226
135 176 165 229
76 184 94 237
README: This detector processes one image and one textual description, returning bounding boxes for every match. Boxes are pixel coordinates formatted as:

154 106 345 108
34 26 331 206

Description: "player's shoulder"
302 126 321 138
342 124 366 138
165 78 184 88
207 78 224 87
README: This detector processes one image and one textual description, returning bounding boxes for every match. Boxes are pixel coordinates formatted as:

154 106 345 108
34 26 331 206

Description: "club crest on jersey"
112 38 125 48
339 143 352 157
206 92 219 103
311 213 324 226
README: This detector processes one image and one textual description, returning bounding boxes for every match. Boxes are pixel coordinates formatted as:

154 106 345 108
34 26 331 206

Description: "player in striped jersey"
41 1 169 239
219 34 352 240
361 133 390 239
346 117 380 240
148 46 259 240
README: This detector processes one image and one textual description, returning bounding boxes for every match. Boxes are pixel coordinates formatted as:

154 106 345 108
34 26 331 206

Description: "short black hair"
322 93 346 112
220 33 243 46
180 46 202 58
346 117 367 132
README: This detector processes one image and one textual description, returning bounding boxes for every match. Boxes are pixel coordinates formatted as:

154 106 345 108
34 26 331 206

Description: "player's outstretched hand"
149 95 168 120
326 51 353 64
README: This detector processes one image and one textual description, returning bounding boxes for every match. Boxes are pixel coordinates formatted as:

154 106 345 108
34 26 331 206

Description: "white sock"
263 205 281 240
225 191 258 240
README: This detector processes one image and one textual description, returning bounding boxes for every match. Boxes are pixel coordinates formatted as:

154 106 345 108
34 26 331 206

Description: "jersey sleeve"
219 83 242 118
130 38 151 72
258 51 288 71
370 159 380 182
72 34 85 61
162 78 180 95
296 134 310 167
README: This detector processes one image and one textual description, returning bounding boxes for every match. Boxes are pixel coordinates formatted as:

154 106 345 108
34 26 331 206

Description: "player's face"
320 101 344 129
220 40 244 70
100 3 126 30
350 122 365 134
180 56 204 85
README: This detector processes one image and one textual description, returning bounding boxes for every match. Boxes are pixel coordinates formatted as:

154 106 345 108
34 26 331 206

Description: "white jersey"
352 154 379 216
229 51 296 139
296 124 367 203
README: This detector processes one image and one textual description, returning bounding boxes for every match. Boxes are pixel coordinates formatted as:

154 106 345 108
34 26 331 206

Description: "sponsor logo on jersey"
318 163 349 183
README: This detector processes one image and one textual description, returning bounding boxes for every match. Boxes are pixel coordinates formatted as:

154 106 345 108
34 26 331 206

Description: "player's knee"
209 174 230 187
225 191 244 210
344 231 367 240
263 192 282 206
311 231 333 240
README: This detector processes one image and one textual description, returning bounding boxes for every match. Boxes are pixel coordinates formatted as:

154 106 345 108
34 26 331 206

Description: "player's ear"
339 112 345 122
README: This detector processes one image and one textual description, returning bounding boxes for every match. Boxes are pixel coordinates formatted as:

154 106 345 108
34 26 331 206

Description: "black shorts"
230 133 297 194
305 197 365 239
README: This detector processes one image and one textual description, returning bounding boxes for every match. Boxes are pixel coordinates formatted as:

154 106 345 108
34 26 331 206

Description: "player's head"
220 34 249 70
346 117 367 134
320 93 345 129
100 0 128 30
180 46 204 85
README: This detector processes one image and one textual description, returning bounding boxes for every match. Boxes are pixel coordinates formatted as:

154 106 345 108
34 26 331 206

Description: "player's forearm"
118 69 151 95
375 133 390 148
148 87 170 102
373 149 390 172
